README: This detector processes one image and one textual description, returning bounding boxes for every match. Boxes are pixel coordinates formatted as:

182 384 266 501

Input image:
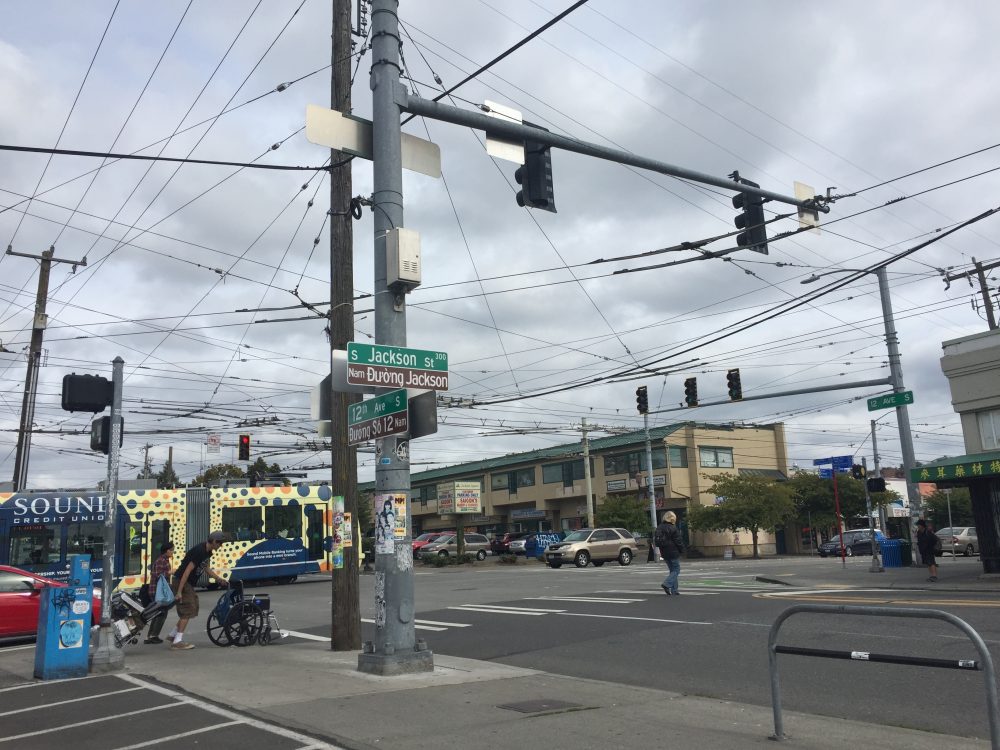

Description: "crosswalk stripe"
360 618 447 631
448 606 551 616
462 603 566 612
525 596 642 604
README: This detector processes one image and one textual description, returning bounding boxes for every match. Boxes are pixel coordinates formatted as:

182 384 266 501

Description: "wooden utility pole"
944 256 1000 330
9 245 86 491
330 0 361 650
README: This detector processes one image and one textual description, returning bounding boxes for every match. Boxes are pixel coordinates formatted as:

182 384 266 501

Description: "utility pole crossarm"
401 94 826 211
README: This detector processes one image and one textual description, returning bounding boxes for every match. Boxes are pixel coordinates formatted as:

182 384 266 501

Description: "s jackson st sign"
346 342 449 391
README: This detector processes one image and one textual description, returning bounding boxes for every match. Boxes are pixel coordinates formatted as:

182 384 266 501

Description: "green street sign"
347 389 408 445
867 390 914 411
346 342 449 390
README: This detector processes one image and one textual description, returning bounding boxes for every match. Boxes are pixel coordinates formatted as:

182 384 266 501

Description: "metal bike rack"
768 604 1000 748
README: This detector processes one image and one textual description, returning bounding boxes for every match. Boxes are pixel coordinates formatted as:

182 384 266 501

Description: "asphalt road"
267 555 999 740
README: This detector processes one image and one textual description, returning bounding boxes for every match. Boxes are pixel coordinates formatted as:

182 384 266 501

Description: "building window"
699 446 734 469
492 469 534 494
514 468 535 487
542 459 587 486
417 485 436 507
491 473 509 491
978 410 1000 450
604 449 666 475
667 445 687 468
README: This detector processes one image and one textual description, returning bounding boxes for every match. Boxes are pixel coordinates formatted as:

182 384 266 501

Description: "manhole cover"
498 699 582 714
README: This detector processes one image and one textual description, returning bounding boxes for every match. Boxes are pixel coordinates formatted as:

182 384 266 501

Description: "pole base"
88 625 124 673
357 647 434 676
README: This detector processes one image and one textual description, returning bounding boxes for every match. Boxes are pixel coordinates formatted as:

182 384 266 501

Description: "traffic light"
62 373 113 412
867 477 887 493
851 464 867 480
238 434 250 461
683 377 698 407
90 416 124 455
635 386 648 414
731 177 768 254
514 123 556 213
726 368 743 401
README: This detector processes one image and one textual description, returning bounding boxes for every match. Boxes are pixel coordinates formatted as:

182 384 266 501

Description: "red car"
0 565 103 640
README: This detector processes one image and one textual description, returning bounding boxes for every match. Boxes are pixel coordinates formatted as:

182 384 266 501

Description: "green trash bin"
899 540 912 567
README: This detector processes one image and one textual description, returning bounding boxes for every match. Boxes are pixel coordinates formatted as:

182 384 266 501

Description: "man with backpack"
654 511 684 595
915 519 940 582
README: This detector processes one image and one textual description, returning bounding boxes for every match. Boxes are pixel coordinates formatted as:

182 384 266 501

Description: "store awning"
909 450 1000 484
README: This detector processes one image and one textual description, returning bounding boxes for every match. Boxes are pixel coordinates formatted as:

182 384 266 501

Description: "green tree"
193 463 245 487
154 460 180 489
595 494 652 533
788 471 900 537
687 474 795 558
248 457 286 484
923 488 973 528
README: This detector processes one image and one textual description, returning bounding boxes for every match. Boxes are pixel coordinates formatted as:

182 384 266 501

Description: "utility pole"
357 0 432 675
581 417 594 528
329 0 361 652
141 443 152 479
943 256 999 330
9 245 86 491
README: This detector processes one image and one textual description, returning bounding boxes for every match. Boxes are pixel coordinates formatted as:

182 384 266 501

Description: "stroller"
206 579 284 647
110 589 175 647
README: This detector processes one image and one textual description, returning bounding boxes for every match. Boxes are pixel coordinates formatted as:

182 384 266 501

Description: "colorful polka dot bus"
0 485 336 588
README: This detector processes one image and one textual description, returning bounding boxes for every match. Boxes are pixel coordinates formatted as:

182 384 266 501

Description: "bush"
420 552 475 566
497 553 518 565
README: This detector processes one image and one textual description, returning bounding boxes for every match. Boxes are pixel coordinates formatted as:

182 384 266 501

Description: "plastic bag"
155 574 175 606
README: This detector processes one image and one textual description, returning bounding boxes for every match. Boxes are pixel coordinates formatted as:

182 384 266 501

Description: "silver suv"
543 528 638 568
421 533 491 560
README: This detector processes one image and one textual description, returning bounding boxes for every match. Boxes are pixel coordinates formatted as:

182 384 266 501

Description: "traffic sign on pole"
346 342 449 390
347 389 408 445
867 390 914 411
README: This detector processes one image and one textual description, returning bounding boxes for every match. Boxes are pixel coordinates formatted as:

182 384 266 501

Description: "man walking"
167 531 228 650
655 511 684 595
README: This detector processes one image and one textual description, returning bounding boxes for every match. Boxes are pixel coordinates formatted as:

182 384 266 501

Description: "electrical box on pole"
731 176 769 254
635 386 648 414
683 377 698 407
726 368 743 401
514 123 556 213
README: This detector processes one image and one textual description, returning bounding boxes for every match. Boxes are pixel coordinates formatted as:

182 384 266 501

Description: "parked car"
412 532 449 555
818 529 884 558
421 533 491 560
543 528 638 568
0 565 102 641
936 527 979 556
491 532 529 555
507 533 535 555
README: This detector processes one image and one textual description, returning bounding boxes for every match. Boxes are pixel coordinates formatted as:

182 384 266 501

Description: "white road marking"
284 629 333 642
0 703 180 743
110 721 242 750
0 644 35 654
409 618 472 628
447 606 549 616
525 596 643 604
557 612 712 625
0 686 143 717
461 604 566 612
359 619 447 631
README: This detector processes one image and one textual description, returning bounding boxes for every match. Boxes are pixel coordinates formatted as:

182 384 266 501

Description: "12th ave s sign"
347 389 408 445
867 390 914 411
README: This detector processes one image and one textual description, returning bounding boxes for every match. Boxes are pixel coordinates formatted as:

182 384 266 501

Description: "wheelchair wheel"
206 608 231 646
223 602 265 647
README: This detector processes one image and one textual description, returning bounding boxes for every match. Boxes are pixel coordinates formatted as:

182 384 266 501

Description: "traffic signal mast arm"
657 376 893 415
402 94 826 213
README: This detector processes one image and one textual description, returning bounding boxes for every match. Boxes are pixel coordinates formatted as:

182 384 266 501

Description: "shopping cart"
206 579 284 646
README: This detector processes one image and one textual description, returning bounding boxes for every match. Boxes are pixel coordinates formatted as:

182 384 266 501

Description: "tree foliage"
787 471 900 536
687 473 795 558
595 494 652 533
151 461 179 488
923 488 973 528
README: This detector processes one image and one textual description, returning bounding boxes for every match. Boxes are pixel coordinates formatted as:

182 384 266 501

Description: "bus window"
150 519 171 558
304 506 324 560
265 506 302 541
222 507 262 542
10 525 59 567
124 521 143 576
67 521 105 562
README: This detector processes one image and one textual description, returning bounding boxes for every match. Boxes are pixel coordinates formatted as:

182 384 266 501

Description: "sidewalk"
0 631 991 749
755 553 1000 592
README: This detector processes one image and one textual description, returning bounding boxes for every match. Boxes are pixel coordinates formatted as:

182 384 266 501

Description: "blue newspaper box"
34 555 93 680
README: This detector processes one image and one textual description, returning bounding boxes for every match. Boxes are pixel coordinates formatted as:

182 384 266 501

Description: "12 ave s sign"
347 342 449 390
348 389 407 445
867 390 914 411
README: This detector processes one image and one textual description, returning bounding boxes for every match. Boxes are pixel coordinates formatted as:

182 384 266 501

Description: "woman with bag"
144 542 175 644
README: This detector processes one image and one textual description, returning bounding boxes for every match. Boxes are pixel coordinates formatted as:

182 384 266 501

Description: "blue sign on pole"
812 457 832 466
831 455 853 469
818 468 832 478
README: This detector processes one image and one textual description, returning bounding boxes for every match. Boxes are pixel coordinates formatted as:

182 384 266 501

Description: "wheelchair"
206 579 281 646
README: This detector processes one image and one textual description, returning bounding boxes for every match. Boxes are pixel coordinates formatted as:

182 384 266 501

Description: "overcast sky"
1 0 998 490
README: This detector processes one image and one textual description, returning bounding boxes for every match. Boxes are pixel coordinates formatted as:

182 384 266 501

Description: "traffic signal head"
635 386 648 414
514 124 556 213
238 434 250 461
62 373 113 413
683 377 698 407
731 177 768 254
851 464 867 480
90 415 124 455
867 477 887 493
726 368 743 401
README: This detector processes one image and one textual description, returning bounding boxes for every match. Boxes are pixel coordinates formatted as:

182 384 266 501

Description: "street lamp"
801 266 921 548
